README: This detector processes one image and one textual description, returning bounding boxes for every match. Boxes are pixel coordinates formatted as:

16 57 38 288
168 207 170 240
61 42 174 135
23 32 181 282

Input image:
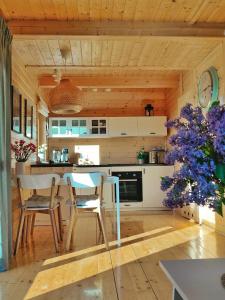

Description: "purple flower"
161 103 225 216
161 176 173 191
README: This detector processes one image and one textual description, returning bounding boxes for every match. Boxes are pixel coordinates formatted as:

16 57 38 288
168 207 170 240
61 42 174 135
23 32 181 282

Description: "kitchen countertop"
31 162 171 168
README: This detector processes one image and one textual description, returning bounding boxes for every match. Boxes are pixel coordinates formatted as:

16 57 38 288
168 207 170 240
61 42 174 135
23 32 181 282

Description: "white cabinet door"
137 116 167 136
142 166 174 208
109 117 138 137
89 118 108 137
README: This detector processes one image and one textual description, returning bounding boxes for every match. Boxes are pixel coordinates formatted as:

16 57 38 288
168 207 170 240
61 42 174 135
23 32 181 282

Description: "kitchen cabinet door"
109 117 138 137
142 166 174 208
137 116 167 136
89 118 108 137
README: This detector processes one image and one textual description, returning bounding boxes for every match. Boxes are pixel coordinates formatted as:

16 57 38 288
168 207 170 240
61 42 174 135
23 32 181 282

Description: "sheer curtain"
0 17 12 271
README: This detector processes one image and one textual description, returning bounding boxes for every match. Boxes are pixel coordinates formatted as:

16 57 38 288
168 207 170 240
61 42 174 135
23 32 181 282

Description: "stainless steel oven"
111 171 143 202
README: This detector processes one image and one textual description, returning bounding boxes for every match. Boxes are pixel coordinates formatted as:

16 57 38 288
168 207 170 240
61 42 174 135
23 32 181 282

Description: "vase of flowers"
11 140 36 174
161 102 225 217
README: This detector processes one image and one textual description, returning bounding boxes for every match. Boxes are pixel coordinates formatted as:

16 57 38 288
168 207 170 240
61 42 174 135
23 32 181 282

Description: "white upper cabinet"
48 116 167 138
108 117 138 137
137 116 167 136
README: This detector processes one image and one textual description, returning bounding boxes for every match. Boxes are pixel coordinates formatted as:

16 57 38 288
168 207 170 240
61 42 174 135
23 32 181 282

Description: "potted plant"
11 140 36 174
161 102 225 216
137 147 145 164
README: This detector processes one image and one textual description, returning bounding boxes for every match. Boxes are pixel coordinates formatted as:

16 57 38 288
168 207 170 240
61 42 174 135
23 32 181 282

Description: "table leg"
111 184 116 234
115 180 120 245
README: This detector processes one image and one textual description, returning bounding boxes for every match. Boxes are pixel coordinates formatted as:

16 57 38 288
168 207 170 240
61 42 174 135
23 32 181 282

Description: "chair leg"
26 215 32 243
97 214 102 233
50 210 59 252
97 207 109 250
66 207 76 251
14 210 25 255
22 216 28 244
31 214 36 236
53 209 60 243
57 204 63 241
71 209 78 249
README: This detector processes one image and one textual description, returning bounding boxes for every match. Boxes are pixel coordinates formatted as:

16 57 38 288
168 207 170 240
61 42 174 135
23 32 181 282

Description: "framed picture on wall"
24 99 33 139
11 85 22 133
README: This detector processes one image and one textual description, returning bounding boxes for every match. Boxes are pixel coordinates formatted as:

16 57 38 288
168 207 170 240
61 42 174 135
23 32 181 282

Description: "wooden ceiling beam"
27 65 190 71
38 75 179 89
8 20 225 39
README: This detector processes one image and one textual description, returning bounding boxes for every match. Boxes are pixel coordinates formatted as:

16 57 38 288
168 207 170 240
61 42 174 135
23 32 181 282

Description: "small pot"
138 159 144 165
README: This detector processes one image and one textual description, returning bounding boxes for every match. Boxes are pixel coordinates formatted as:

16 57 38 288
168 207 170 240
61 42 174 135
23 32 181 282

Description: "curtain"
0 17 12 271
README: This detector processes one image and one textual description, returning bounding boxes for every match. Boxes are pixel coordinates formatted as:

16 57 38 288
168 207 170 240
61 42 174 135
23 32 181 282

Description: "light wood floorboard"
1 212 224 300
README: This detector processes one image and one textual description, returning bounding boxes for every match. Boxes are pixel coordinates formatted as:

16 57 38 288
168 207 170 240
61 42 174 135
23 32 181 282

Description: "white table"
59 175 121 244
160 259 225 300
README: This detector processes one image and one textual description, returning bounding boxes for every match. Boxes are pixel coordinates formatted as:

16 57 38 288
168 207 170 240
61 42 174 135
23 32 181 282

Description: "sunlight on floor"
24 224 213 299
42 226 173 266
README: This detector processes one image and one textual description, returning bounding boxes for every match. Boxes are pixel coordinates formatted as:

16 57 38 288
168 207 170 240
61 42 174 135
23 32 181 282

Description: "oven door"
112 172 143 203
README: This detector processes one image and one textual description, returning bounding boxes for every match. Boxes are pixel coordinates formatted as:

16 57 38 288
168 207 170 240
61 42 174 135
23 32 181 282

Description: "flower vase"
15 161 26 175
215 163 225 184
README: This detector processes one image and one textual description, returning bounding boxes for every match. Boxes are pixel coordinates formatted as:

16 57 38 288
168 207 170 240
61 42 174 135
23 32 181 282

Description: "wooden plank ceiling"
13 37 221 72
3 0 225 112
2 0 225 23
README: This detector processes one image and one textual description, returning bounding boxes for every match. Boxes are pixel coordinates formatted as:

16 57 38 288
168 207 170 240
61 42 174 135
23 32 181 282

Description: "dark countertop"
73 163 170 167
31 162 74 168
31 162 171 168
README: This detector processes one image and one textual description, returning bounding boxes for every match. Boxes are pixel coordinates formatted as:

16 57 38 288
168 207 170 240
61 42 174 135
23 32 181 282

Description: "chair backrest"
63 172 103 189
17 174 60 189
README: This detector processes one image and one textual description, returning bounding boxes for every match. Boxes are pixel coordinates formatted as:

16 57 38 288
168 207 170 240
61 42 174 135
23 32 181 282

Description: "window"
75 145 100 165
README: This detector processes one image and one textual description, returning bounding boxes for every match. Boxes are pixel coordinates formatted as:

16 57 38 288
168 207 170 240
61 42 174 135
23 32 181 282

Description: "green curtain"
0 17 12 271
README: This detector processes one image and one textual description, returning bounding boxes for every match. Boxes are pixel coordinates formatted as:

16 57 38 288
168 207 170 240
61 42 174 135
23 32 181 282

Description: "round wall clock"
198 66 219 110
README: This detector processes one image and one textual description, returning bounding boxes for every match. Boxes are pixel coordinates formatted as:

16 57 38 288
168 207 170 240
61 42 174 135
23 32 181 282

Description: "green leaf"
216 200 223 217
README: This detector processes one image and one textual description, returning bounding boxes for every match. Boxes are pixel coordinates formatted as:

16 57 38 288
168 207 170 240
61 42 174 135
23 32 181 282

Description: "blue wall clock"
198 66 219 110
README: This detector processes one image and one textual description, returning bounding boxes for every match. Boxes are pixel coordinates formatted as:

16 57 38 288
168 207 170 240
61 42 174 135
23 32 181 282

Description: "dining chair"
14 174 61 255
63 172 109 251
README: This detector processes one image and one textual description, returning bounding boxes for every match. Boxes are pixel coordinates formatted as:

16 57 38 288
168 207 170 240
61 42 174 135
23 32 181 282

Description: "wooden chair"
63 172 109 251
14 174 61 255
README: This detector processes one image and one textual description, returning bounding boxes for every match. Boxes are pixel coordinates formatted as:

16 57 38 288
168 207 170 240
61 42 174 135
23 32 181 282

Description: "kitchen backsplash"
48 136 166 164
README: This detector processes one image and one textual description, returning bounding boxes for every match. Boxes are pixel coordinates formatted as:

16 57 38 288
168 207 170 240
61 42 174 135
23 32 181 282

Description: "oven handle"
119 179 137 182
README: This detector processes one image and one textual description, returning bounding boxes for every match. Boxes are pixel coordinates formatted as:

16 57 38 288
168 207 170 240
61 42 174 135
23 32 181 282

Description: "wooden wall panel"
169 41 225 232
48 136 166 165
11 51 40 244
48 89 167 117
11 51 38 167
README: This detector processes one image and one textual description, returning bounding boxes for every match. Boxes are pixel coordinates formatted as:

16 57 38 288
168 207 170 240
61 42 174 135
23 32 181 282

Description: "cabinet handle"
143 168 145 174
124 204 131 206
108 169 111 175
149 132 156 135
120 133 127 136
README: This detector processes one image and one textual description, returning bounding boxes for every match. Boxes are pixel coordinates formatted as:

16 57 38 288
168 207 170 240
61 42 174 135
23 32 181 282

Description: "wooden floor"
1 211 225 300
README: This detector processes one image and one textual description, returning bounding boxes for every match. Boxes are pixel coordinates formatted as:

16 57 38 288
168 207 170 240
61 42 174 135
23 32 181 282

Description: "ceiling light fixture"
49 78 82 114
49 48 82 114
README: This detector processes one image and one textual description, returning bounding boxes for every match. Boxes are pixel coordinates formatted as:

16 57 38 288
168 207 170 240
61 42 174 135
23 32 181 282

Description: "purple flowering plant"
161 102 225 216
